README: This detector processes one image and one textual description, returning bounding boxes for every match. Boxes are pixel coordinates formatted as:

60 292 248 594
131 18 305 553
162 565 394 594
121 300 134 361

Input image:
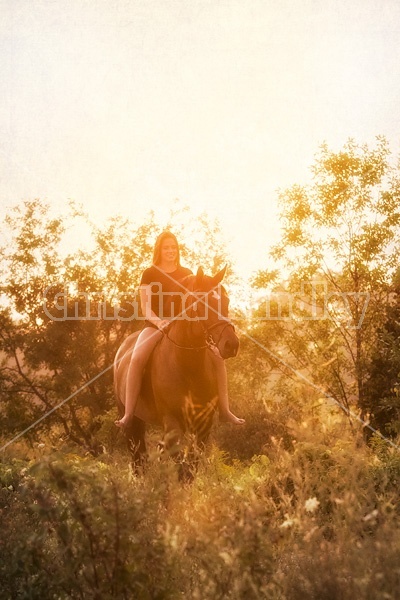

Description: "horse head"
186 265 240 359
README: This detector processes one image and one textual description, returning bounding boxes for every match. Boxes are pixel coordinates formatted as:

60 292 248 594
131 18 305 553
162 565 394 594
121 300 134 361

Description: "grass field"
1 395 400 600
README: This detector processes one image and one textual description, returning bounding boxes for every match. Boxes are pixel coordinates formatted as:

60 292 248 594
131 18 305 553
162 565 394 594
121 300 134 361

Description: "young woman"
115 231 244 428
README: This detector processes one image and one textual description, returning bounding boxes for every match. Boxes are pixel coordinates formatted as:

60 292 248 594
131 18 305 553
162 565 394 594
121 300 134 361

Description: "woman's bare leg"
212 353 245 425
115 327 163 428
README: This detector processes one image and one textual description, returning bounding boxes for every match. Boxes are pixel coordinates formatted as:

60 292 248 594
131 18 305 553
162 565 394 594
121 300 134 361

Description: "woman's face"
160 237 178 264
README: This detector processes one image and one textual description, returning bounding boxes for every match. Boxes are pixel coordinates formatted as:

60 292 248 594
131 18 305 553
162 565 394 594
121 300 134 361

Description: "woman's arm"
140 285 170 330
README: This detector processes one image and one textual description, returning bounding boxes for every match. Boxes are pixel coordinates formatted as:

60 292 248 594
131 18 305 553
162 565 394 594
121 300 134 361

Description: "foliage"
251 138 400 429
2 140 400 598
364 281 400 436
1 408 400 599
0 200 230 454
0 454 177 599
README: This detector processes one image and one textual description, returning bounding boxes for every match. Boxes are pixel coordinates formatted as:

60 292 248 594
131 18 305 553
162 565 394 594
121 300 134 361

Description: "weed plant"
1 397 400 599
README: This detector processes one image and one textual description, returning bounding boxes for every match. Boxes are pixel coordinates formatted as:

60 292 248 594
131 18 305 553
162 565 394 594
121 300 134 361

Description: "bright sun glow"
1 1 400 283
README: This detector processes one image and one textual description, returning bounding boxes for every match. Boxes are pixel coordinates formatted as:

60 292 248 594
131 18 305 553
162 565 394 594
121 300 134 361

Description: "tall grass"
1 398 400 599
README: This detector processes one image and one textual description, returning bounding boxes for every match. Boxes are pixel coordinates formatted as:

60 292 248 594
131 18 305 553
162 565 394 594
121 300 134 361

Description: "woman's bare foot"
115 415 131 429
219 410 245 425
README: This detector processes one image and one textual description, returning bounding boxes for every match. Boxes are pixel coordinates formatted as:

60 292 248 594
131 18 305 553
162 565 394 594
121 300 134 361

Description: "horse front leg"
162 415 195 482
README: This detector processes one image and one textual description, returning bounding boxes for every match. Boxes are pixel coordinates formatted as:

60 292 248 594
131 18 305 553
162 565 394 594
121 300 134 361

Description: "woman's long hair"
152 231 181 266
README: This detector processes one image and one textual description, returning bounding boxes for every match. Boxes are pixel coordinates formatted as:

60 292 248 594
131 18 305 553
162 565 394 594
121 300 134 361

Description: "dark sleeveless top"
140 265 193 326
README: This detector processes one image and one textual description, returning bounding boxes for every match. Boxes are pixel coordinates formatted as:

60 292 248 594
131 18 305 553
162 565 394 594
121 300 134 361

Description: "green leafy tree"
0 200 232 453
0 201 150 452
364 271 400 436
252 137 400 425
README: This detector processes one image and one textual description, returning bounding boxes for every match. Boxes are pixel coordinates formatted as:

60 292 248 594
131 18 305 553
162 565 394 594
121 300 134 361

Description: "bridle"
202 320 235 351
165 318 235 352
163 289 236 352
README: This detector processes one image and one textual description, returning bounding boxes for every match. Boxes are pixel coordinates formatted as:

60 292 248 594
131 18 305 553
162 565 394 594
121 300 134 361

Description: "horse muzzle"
217 328 240 359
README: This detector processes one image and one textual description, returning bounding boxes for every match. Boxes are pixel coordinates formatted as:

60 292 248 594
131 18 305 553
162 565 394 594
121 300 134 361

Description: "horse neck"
169 318 207 365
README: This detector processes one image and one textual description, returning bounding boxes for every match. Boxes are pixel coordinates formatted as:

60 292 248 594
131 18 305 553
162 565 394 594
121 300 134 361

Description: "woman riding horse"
115 230 244 429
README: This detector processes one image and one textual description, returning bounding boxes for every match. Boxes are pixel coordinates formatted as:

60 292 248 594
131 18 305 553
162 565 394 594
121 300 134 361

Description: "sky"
1 0 400 279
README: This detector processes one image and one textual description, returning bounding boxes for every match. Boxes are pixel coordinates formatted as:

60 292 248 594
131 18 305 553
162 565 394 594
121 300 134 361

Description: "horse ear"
195 266 205 287
212 264 227 285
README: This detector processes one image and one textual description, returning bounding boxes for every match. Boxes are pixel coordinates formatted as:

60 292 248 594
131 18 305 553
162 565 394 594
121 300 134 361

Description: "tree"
252 137 400 425
364 271 400 436
0 200 231 453
1 200 148 453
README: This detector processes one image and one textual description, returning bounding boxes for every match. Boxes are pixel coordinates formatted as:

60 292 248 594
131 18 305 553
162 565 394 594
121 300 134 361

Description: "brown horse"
113 266 239 478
